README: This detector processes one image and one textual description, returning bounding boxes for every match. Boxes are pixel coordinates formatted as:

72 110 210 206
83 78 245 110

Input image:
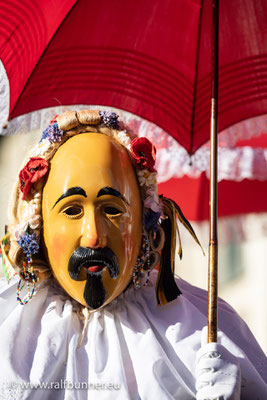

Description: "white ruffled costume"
0 271 266 400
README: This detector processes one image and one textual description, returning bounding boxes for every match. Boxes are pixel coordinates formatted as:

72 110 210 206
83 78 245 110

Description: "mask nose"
80 209 107 248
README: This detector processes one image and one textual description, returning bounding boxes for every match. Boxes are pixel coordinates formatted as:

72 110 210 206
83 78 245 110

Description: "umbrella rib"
189 0 204 156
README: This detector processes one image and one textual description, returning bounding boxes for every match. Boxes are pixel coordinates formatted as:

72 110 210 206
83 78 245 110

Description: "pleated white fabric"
0 271 266 400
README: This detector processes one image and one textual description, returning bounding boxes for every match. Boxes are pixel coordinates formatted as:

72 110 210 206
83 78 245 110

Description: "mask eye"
62 205 83 219
103 206 122 217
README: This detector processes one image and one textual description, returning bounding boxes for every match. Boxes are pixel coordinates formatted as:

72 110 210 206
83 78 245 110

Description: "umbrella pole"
208 0 219 343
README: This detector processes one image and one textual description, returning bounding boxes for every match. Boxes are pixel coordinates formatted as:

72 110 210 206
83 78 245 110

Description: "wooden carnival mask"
9 109 188 309
42 133 142 309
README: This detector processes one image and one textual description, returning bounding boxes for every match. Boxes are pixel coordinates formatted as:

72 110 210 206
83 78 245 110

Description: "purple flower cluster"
100 111 119 128
144 209 160 232
40 123 64 143
18 232 40 255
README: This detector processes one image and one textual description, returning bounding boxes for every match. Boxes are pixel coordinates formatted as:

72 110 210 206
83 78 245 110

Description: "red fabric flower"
19 157 49 200
50 115 58 124
130 137 156 172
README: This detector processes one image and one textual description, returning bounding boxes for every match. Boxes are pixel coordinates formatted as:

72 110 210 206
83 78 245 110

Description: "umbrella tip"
188 156 192 166
2 120 8 129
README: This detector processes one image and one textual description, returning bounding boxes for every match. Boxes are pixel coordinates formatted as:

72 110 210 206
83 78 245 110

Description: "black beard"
83 274 105 310
68 246 119 309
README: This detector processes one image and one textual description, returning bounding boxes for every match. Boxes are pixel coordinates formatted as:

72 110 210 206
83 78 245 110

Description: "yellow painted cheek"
49 234 66 266
45 217 80 270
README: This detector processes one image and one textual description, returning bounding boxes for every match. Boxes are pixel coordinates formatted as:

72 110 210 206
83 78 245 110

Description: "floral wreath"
13 109 162 266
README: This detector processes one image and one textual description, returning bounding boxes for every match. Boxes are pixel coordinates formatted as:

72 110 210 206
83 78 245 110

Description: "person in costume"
0 109 266 399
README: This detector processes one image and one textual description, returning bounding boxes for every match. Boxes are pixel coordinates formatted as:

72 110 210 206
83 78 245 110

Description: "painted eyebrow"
97 186 129 205
52 186 87 209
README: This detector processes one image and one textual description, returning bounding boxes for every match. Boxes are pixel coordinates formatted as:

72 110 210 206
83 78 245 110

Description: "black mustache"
68 246 119 280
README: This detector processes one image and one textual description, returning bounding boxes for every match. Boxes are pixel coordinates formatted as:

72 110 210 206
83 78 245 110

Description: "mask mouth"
83 262 107 274
68 246 119 280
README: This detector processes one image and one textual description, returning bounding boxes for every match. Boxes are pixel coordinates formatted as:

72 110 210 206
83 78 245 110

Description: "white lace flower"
14 222 29 241
14 205 40 240
117 130 132 150
144 188 160 213
138 170 157 187
32 138 51 156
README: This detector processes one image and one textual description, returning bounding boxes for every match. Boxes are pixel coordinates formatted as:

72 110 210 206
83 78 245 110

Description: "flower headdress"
14 110 162 252
4 109 202 306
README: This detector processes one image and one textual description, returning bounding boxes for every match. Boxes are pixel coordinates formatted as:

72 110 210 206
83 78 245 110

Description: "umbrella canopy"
1 0 267 154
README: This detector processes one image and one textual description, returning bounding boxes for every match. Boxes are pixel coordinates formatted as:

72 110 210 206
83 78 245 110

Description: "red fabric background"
1 0 267 153
159 174 267 221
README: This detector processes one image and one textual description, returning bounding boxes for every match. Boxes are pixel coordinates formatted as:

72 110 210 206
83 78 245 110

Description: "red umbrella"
0 0 267 151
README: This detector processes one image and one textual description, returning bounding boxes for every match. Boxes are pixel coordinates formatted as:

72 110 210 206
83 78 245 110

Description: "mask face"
42 133 142 309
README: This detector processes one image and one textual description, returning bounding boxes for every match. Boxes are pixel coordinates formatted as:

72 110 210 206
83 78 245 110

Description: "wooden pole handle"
208 0 219 343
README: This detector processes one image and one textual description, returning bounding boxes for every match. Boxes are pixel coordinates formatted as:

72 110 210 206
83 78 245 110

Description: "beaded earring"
132 226 166 289
16 254 37 305
132 233 151 288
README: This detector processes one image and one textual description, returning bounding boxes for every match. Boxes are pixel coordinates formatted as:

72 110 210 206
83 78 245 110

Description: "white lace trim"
129 113 267 182
0 61 9 130
156 145 267 182
1 105 267 181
